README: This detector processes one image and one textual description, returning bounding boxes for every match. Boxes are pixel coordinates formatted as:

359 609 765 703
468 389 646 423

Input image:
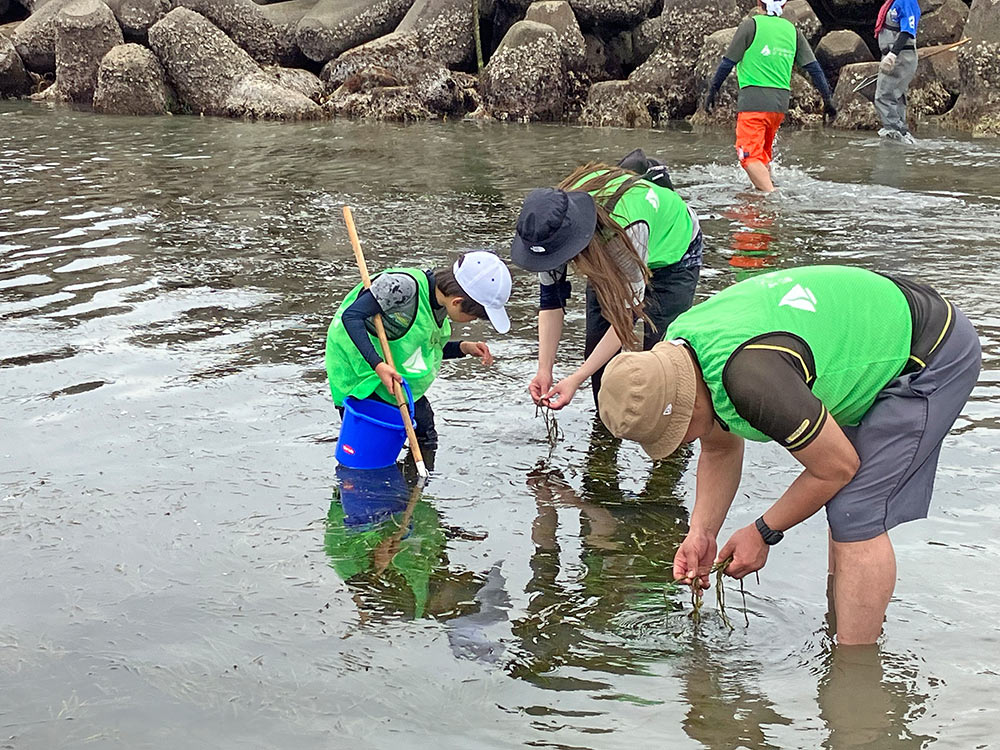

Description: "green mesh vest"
665 266 913 441
325 497 445 619
572 171 694 268
326 268 451 406
737 15 797 90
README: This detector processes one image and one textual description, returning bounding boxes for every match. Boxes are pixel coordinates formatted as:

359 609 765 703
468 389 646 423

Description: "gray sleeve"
794 29 816 67
370 272 418 316
687 205 701 243
539 264 568 288
724 18 756 62
615 224 648 303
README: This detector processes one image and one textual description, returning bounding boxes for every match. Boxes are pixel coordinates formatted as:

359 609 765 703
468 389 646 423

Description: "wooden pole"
372 482 422 574
472 0 483 73
342 206 428 480
920 36 971 61
853 38 972 93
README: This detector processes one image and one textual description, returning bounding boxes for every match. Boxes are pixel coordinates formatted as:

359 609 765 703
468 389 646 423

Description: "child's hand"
374 362 403 394
460 341 494 366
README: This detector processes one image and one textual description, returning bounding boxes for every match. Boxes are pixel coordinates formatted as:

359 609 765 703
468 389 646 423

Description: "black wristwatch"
755 516 784 545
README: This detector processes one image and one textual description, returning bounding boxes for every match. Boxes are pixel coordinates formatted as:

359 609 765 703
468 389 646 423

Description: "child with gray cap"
325 251 512 448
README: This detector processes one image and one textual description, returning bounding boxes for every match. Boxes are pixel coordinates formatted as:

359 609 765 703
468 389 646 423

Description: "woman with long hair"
511 156 703 410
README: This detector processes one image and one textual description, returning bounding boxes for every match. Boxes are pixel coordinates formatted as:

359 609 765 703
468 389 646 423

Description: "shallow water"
2 101 999 749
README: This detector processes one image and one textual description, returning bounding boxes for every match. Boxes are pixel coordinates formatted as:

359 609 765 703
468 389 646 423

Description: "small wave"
53 255 132 274
0 274 51 290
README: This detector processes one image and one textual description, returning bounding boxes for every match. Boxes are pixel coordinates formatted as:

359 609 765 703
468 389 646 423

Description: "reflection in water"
817 576 933 748
818 644 932 749
582 420 691 505
867 141 911 189
446 564 512 665
679 641 792 750
723 200 777 280
507 427 692 691
325 463 486 622
4 103 1000 746
674 623 933 749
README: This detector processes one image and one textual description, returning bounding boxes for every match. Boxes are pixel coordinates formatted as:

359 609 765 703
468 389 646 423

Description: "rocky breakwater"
946 0 1000 137
0 0 990 135
147 6 320 118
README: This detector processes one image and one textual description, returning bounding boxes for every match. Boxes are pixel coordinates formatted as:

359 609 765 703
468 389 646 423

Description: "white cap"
453 251 512 334
762 0 787 15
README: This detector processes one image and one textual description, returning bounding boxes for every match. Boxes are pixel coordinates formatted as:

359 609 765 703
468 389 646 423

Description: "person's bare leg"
828 528 836 574
742 159 775 192
825 530 837 635
830 532 896 645
825 571 838 637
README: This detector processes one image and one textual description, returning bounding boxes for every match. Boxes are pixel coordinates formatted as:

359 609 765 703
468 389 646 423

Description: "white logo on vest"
645 188 660 210
402 348 428 373
779 284 817 312
761 45 772 56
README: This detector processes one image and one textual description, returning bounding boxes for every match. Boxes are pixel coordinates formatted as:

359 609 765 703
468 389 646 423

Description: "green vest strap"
598 174 644 214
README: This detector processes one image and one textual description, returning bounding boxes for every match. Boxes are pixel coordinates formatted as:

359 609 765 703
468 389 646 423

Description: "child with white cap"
325 251 512 448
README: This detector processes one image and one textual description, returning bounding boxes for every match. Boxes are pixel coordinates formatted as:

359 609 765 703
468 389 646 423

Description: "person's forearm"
571 326 622 384
802 60 833 102
757 413 860 533
761 467 854 532
536 308 563 374
891 31 914 55
342 291 384 370
442 341 464 360
710 57 736 93
689 438 745 537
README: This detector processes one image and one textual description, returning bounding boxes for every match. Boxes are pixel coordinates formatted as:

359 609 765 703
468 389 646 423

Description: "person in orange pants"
704 0 837 192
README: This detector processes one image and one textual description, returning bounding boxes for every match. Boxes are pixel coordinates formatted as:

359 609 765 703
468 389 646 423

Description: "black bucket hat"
510 187 597 272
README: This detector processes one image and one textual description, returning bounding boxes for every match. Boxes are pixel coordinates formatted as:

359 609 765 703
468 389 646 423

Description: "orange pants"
735 111 785 166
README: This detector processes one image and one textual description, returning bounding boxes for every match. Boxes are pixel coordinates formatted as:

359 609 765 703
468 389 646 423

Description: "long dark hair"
558 163 651 350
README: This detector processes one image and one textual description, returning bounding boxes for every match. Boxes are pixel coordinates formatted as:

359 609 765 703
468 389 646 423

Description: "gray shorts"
825 307 982 543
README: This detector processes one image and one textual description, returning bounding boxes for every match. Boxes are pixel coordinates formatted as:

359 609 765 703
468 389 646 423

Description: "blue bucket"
336 380 415 470
335 463 410 527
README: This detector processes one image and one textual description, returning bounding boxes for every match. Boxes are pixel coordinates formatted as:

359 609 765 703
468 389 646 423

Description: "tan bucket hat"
597 341 697 459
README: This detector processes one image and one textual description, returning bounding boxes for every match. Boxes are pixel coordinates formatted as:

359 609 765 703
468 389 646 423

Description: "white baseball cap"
762 0 787 15
453 251 512 334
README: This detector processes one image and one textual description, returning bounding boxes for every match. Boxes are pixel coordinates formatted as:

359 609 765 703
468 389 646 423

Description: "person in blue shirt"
874 0 921 143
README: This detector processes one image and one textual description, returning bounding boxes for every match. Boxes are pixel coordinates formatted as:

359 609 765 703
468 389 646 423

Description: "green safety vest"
325 268 451 406
665 266 912 442
572 171 694 268
737 15 797 90
324 497 445 619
